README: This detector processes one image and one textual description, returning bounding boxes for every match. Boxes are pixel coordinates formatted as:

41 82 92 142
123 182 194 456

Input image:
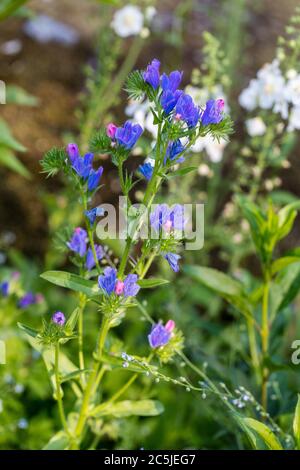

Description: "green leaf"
40 271 100 298
137 278 169 288
0 119 26 151
0 145 30 178
243 418 283 450
167 167 198 178
65 307 80 333
184 265 243 297
91 399 164 418
271 256 300 275
270 263 300 318
17 322 39 338
60 369 91 384
0 0 28 21
6 85 38 106
42 431 69 450
293 395 300 449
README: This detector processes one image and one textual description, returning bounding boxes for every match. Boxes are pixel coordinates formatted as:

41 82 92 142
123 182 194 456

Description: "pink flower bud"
165 319 175 332
164 220 173 231
217 99 225 111
115 280 125 295
175 113 182 121
66 143 79 162
106 123 117 139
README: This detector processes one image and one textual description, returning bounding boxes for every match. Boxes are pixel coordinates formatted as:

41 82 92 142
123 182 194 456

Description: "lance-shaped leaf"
138 278 169 289
90 399 164 418
293 394 300 449
243 418 283 450
40 271 100 297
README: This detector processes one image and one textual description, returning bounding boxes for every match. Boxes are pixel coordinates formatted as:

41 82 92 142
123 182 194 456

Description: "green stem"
78 293 87 387
247 318 260 384
54 342 70 437
261 277 270 411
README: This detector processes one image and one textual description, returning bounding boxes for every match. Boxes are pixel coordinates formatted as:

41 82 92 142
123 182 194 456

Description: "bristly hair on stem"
89 131 112 154
203 115 234 142
125 70 148 101
40 147 69 178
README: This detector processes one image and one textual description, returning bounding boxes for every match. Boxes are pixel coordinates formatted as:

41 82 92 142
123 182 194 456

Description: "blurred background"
1 0 300 450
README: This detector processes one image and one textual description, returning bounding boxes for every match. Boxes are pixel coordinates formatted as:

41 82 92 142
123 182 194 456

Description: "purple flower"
143 59 161 89
98 267 117 295
161 89 183 114
175 93 200 128
161 71 183 93
87 167 103 191
150 204 171 231
18 292 36 309
52 311 66 326
67 227 87 257
106 122 117 139
148 320 175 349
139 162 153 180
164 252 181 272
169 204 186 230
0 281 9 297
66 143 79 163
85 244 104 271
72 153 94 179
165 139 185 164
85 206 104 225
123 274 140 297
201 99 225 126
115 121 143 150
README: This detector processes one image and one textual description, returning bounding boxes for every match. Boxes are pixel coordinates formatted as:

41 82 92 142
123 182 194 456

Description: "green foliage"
125 70 147 101
40 148 69 178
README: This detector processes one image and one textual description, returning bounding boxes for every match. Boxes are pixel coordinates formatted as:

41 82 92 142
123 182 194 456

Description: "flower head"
98 267 117 295
85 244 104 271
106 123 117 139
164 252 181 272
87 167 103 191
161 89 183 114
143 59 160 89
148 320 175 348
66 143 79 163
165 139 185 164
0 281 9 297
18 292 37 309
175 93 200 128
161 71 183 93
123 274 140 297
115 121 143 150
67 227 87 257
85 207 104 225
52 311 66 326
201 99 225 126
139 162 153 180
111 5 144 38
150 204 186 232
71 153 94 179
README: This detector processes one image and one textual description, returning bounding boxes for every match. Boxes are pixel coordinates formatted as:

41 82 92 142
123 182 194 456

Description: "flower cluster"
239 59 300 132
67 227 104 271
1 271 44 309
66 143 103 191
98 267 140 298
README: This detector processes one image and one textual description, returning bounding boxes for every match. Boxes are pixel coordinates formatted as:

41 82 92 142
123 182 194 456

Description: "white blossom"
111 5 144 38
245 117 266 137
192 135 228 162
287 106 300 132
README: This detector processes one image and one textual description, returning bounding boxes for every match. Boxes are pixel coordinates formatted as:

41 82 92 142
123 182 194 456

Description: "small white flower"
192 135 228 162
287 106 300 132
239 79 260 111
111 5 144 38
245 117 266 137
285 74 300 107
145 6 157 23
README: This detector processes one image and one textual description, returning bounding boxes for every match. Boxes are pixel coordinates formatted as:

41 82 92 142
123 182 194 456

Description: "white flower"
125 99 157 138
287 106 300 132
186 84 230 113
245 117 266 136
285 74 300 107
239 79 260 111
192 135 228 162
145 6 157 23
111 5 144 38
256 61 285 110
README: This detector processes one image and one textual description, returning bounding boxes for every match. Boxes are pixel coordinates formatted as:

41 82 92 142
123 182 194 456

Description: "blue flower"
18 292 36 309
98 267 117 295
0 281 9 297
139 162 153 180
150 204 186 232
161 71 183 93
123 274 140 297
169 204 186 230
143 59 161 89
164 252 181 272
175 93 200 128
165 139 185 164
150 204 171 231
87 167 103 191
85 245 104 271
201 99 225 126
72 153 94 179
115 121 143 150
67 227 87 257
148 323 172 349
52 311 66 326
85 207 104 225
161 89 183 114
